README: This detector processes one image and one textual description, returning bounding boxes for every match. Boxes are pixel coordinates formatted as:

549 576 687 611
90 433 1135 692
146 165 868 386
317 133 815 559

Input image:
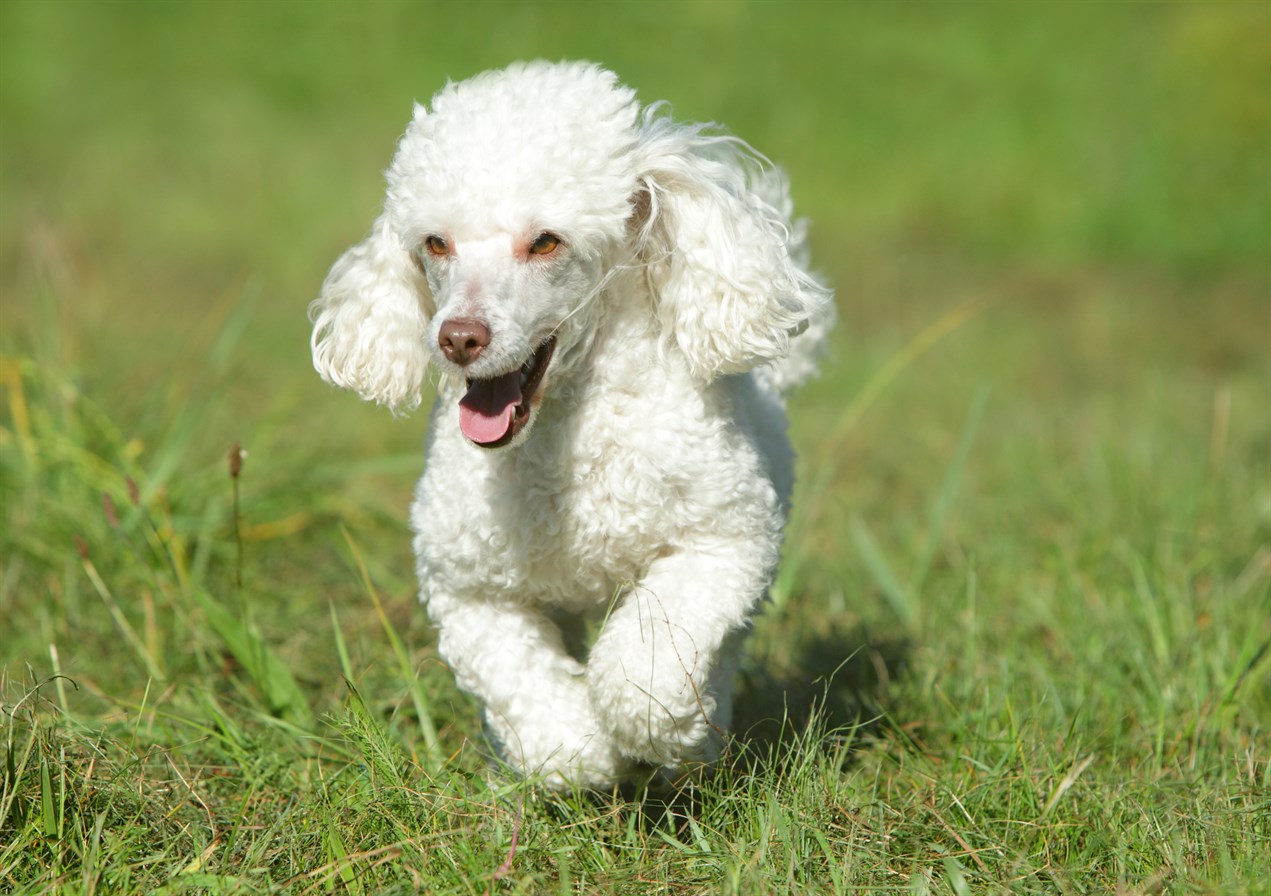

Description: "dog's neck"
546 265 662 394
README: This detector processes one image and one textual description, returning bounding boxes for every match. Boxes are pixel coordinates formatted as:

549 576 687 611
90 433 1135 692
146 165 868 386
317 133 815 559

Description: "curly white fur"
311 61 834 788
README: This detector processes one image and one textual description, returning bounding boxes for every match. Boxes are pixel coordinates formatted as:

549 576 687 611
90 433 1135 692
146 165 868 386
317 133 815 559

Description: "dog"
311 61 833 788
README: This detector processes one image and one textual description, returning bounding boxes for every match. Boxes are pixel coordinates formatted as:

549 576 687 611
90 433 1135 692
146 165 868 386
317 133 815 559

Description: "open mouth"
457 336 556 448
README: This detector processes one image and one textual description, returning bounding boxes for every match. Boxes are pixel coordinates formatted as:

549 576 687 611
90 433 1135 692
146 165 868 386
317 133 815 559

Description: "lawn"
2 1 1268 893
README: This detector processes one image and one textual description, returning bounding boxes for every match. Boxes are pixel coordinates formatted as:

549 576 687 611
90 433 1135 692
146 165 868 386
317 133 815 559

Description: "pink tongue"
458 373 522 444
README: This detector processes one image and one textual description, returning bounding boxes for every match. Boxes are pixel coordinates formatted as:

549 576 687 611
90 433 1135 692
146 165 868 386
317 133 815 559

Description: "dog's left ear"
632 123 831 382
309 214 430 412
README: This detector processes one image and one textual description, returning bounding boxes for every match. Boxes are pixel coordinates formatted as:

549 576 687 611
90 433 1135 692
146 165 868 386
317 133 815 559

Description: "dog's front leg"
585 540 771 768
426 592 627 788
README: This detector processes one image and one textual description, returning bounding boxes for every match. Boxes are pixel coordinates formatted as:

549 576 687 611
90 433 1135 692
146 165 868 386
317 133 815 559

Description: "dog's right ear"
309 215 430 412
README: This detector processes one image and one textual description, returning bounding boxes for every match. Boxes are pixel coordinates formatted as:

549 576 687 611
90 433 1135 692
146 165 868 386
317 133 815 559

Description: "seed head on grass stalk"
228 441 245 591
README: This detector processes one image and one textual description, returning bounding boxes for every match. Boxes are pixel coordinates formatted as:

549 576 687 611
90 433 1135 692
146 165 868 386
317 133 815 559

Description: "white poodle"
310 61 833 789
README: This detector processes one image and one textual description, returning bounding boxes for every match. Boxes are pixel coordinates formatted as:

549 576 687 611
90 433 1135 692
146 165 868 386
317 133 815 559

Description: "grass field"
2 1 1269 893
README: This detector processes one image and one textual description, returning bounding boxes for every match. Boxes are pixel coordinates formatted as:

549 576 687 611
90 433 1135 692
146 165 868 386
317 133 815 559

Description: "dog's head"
311 61 639 448
310 61 829 449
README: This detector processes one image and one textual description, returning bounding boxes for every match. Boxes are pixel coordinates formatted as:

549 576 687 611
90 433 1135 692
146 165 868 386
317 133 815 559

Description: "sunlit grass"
3 1 1269 893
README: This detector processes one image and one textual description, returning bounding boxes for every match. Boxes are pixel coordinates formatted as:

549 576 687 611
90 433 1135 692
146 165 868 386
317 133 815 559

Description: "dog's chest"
415 370 775 610
415 401 668 605
500 414 677 605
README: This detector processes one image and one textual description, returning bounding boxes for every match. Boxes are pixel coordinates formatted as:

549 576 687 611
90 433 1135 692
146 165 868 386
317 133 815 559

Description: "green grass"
2 1 1269 893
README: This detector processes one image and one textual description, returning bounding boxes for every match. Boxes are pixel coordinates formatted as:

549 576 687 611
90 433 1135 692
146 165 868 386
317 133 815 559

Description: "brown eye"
528 233 560 256
423 235 449 257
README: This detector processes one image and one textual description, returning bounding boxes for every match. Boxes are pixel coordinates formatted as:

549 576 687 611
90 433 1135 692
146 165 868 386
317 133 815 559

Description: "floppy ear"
309 215 430 412
634 121 831 383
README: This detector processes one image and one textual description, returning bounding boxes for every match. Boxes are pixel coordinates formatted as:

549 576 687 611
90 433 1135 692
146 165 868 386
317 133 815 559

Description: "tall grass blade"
339 526 442 764
341 678 408 792
324 824 364 895
828 296 994 448
913 389 989 595
850 516 913 625
941 855 973 896
330 603 355 682
1041 753 1095 818
194 589 315 728
79 552 165 682
39 754 56 837
796 298 994 587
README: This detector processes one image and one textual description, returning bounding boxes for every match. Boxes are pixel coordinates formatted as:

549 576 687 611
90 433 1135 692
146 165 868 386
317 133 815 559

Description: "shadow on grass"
572 626 912 829
733 626 911 756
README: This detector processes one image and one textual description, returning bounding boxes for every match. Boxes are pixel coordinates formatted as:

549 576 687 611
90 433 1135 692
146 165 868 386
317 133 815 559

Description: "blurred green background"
4 0 1267 361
